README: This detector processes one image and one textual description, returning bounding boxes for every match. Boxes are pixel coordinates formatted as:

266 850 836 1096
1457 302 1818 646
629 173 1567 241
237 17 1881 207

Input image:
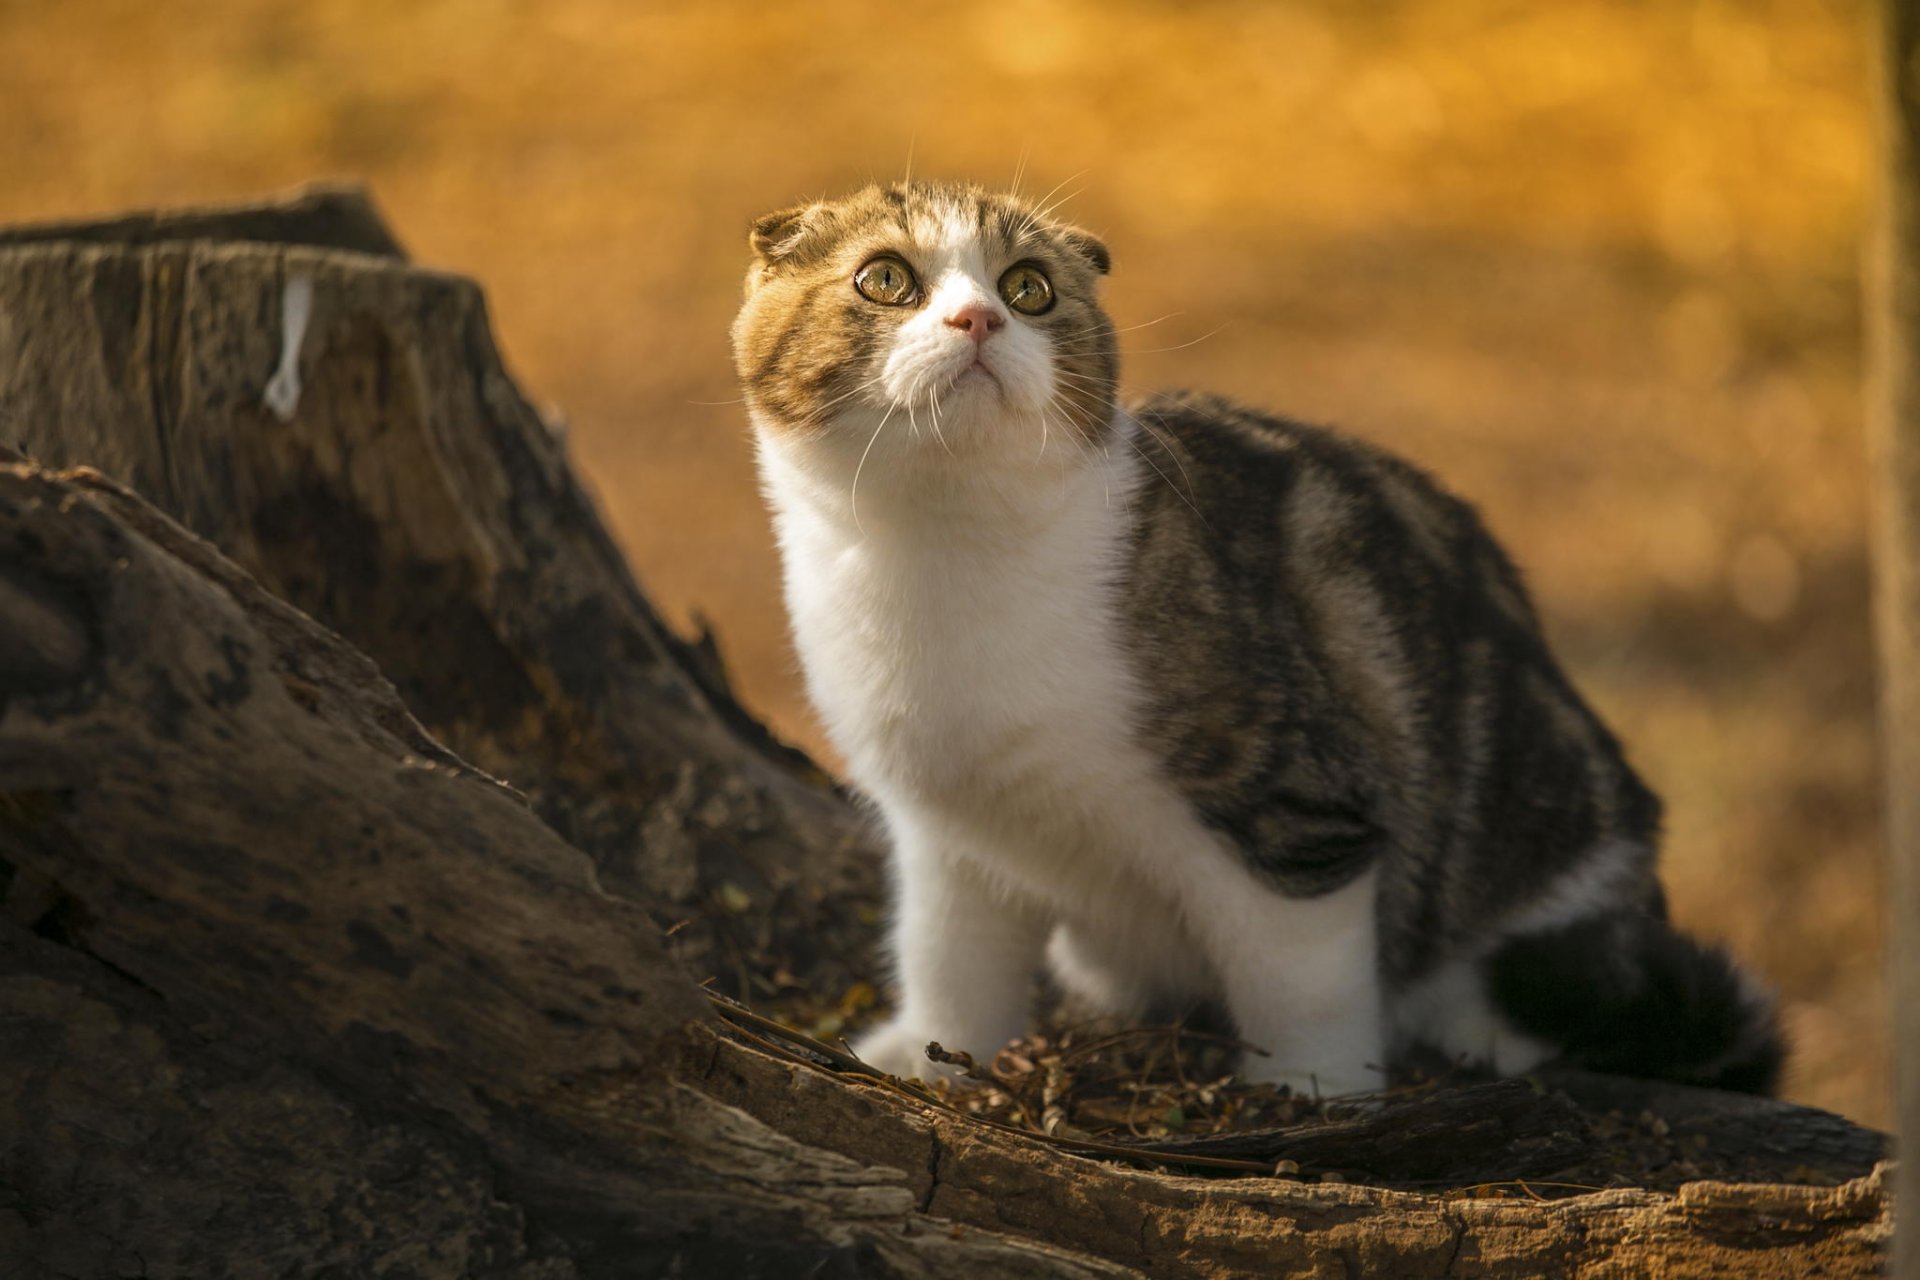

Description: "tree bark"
1872 5 1920 1277
0 191 1896 1277
0 193 883 1009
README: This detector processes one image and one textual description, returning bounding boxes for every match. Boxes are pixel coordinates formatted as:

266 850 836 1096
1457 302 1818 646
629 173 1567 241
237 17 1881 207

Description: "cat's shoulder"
1127 389 1324 459
1122 388 1541 625
1126 391 1475 534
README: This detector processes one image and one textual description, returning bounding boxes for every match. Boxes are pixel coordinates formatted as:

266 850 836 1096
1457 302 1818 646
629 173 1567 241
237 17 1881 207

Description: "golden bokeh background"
1 0 1886 1123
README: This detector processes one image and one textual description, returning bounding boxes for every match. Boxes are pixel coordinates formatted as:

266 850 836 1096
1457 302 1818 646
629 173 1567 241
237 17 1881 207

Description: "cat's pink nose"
945 304 1005 343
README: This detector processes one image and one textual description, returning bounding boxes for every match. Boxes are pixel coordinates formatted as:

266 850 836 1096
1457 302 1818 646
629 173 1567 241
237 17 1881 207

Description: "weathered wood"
0 922 569 1280
0 181 408 258
699 1032 1891 1278
706 1004 1887 1188
0 220 884 1009
1128 1081 1594 1186
0 457 1132 1279
1541 1067 1892 1188
1871 4 1920 1276
0 193 1897 1277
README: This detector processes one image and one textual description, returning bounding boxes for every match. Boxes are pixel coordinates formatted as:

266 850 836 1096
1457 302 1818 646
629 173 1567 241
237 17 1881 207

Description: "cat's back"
1119 389 1535 712
1123 390 1507 599
1117 391 1661 976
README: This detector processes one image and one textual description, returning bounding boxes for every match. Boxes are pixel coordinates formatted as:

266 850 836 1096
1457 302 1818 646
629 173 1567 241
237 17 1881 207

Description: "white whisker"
786 370 895 432
1027 177 1089 231
1015 169 1088 236
929 390 955 456
1120 323 1232 356
849 400 900 537
1126 415 1207 525
1051 313 1182 344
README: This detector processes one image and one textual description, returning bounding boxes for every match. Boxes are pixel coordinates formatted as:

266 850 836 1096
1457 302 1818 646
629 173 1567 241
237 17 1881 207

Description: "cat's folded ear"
1059 226 1112 276
749 202 825 265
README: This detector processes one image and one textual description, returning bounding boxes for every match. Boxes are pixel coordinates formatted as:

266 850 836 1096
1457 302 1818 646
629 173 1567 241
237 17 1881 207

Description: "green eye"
855 256 919 305
998 263 1055 315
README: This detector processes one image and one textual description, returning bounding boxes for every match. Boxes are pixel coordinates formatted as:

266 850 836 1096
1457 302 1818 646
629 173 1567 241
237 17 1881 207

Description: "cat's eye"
854 256 919 306
998 264 1055 316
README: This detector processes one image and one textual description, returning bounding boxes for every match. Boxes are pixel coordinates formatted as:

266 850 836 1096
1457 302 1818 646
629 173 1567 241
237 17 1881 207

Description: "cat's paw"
850 1020 974 1084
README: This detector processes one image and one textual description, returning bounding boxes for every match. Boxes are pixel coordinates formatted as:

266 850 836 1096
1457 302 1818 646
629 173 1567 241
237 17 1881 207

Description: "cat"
731 179 1784 1097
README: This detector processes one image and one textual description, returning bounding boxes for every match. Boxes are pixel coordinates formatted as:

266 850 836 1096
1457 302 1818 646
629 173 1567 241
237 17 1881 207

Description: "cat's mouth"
952 359 1002 395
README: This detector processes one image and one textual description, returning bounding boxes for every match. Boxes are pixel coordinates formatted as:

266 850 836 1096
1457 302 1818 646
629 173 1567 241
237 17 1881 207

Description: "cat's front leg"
1188 861 1387 1098
853 827 1047 1083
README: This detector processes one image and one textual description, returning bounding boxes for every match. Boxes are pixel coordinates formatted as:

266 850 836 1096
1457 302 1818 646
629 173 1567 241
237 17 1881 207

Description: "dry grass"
0 0 1886 1124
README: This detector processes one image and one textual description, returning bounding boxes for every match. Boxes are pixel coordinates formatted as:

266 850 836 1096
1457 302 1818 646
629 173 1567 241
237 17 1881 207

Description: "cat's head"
732 181 1118 486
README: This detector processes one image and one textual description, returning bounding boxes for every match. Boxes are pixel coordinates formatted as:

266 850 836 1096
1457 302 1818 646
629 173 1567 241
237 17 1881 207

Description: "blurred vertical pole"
1874 4 1920 1276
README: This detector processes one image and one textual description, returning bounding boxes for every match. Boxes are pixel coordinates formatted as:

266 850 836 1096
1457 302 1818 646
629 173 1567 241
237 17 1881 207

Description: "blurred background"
0 0 1884 1123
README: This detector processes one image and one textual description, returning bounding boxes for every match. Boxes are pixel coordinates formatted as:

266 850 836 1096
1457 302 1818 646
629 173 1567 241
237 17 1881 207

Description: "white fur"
1500 836 1649 936
750 208 1391 1094
1386 837 1652 1075
750 209 1681 1091
760 412 1386 1094
1391 958 1556 1077
750 213 1685 1092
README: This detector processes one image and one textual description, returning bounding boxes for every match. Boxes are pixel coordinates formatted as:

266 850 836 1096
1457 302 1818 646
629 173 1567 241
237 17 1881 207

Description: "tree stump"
0 185 883 1014
0 189 1895 1278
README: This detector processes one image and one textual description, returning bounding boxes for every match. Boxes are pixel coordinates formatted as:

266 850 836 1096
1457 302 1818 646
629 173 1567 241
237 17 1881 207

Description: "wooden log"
0 923 567 1279
1541 1067 1893 1188
1870 4 1920 1276
0 208 884 1011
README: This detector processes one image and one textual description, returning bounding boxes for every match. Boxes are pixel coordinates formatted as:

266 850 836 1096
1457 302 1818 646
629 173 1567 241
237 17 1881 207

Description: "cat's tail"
1484 911 1786 1094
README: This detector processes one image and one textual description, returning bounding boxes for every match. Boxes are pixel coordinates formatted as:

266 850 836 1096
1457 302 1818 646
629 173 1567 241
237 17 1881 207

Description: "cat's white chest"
761 442 1169 904
782 497 1135 792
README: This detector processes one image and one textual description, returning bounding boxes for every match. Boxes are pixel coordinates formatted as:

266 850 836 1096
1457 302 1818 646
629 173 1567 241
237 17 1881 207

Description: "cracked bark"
918 1138 943 1217
0 190 1896 1278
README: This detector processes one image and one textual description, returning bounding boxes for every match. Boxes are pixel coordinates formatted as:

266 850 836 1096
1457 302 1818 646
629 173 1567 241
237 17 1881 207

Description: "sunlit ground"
1 0 1886 1124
